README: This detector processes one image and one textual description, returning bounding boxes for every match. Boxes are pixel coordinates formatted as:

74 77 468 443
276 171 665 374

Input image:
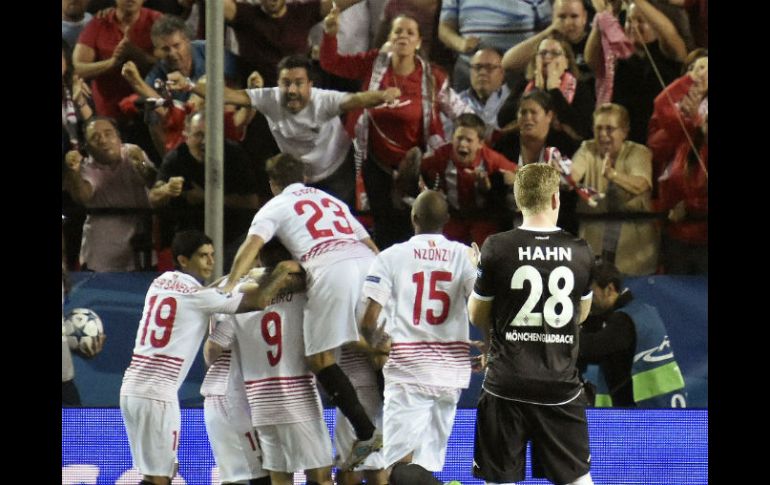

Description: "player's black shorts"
472 390 591 485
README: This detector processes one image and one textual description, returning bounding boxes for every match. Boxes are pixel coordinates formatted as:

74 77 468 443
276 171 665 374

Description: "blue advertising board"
62 408 708 485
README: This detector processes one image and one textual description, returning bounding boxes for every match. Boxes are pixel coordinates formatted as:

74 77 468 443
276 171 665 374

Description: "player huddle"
120 157 597 485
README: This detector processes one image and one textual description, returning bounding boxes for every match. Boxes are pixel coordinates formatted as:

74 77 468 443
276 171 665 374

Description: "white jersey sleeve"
362 253 393 307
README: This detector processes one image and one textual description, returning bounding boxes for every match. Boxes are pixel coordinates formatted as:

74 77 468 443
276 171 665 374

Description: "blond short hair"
514 163 560 215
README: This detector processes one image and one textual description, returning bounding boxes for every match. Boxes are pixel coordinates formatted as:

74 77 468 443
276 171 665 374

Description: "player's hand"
248 266 269 282
591 0 615 15
466 242 481 267
369 321 391 355
471 354 487 372
470 339 487 372
220 279 238 294
275 260 303 275
367 320 391 370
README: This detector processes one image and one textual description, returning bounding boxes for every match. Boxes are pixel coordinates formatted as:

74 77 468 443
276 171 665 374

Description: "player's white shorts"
120 395 180 478
256 418 334 473
382 383 461 471
334 386 385 470
304 256 372 355
204 395 268 483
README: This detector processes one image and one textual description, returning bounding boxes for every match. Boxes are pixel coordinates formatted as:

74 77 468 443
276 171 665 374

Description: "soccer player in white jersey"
201 316 270 485
333 339 391 485
209 239 335 485
222 153 383 469
360 190 477 476
120 230 295 485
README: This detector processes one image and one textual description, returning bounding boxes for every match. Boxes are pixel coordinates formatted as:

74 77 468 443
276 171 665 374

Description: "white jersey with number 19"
120 271 244 402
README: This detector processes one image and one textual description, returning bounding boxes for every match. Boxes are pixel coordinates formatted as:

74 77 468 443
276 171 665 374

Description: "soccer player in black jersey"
468 163 595 485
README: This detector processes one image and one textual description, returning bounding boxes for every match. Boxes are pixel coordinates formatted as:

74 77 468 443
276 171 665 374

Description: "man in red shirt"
74 0 161 120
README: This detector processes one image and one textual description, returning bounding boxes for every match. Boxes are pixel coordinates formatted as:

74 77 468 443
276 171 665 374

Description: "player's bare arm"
348 300 391 370
203 339 225 366
224 235 266 293
361 237 380 255
359 298 383 344
237 261 296 311
266 260 307 294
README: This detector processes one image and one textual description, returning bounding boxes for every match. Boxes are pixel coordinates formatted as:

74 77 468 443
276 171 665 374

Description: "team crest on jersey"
366 275 381 284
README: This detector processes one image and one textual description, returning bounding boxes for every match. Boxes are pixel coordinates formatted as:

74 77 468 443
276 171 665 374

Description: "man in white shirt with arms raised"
166 55 400 205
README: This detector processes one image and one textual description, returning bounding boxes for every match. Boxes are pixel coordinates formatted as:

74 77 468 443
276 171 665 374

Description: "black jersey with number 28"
473 227 594 404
